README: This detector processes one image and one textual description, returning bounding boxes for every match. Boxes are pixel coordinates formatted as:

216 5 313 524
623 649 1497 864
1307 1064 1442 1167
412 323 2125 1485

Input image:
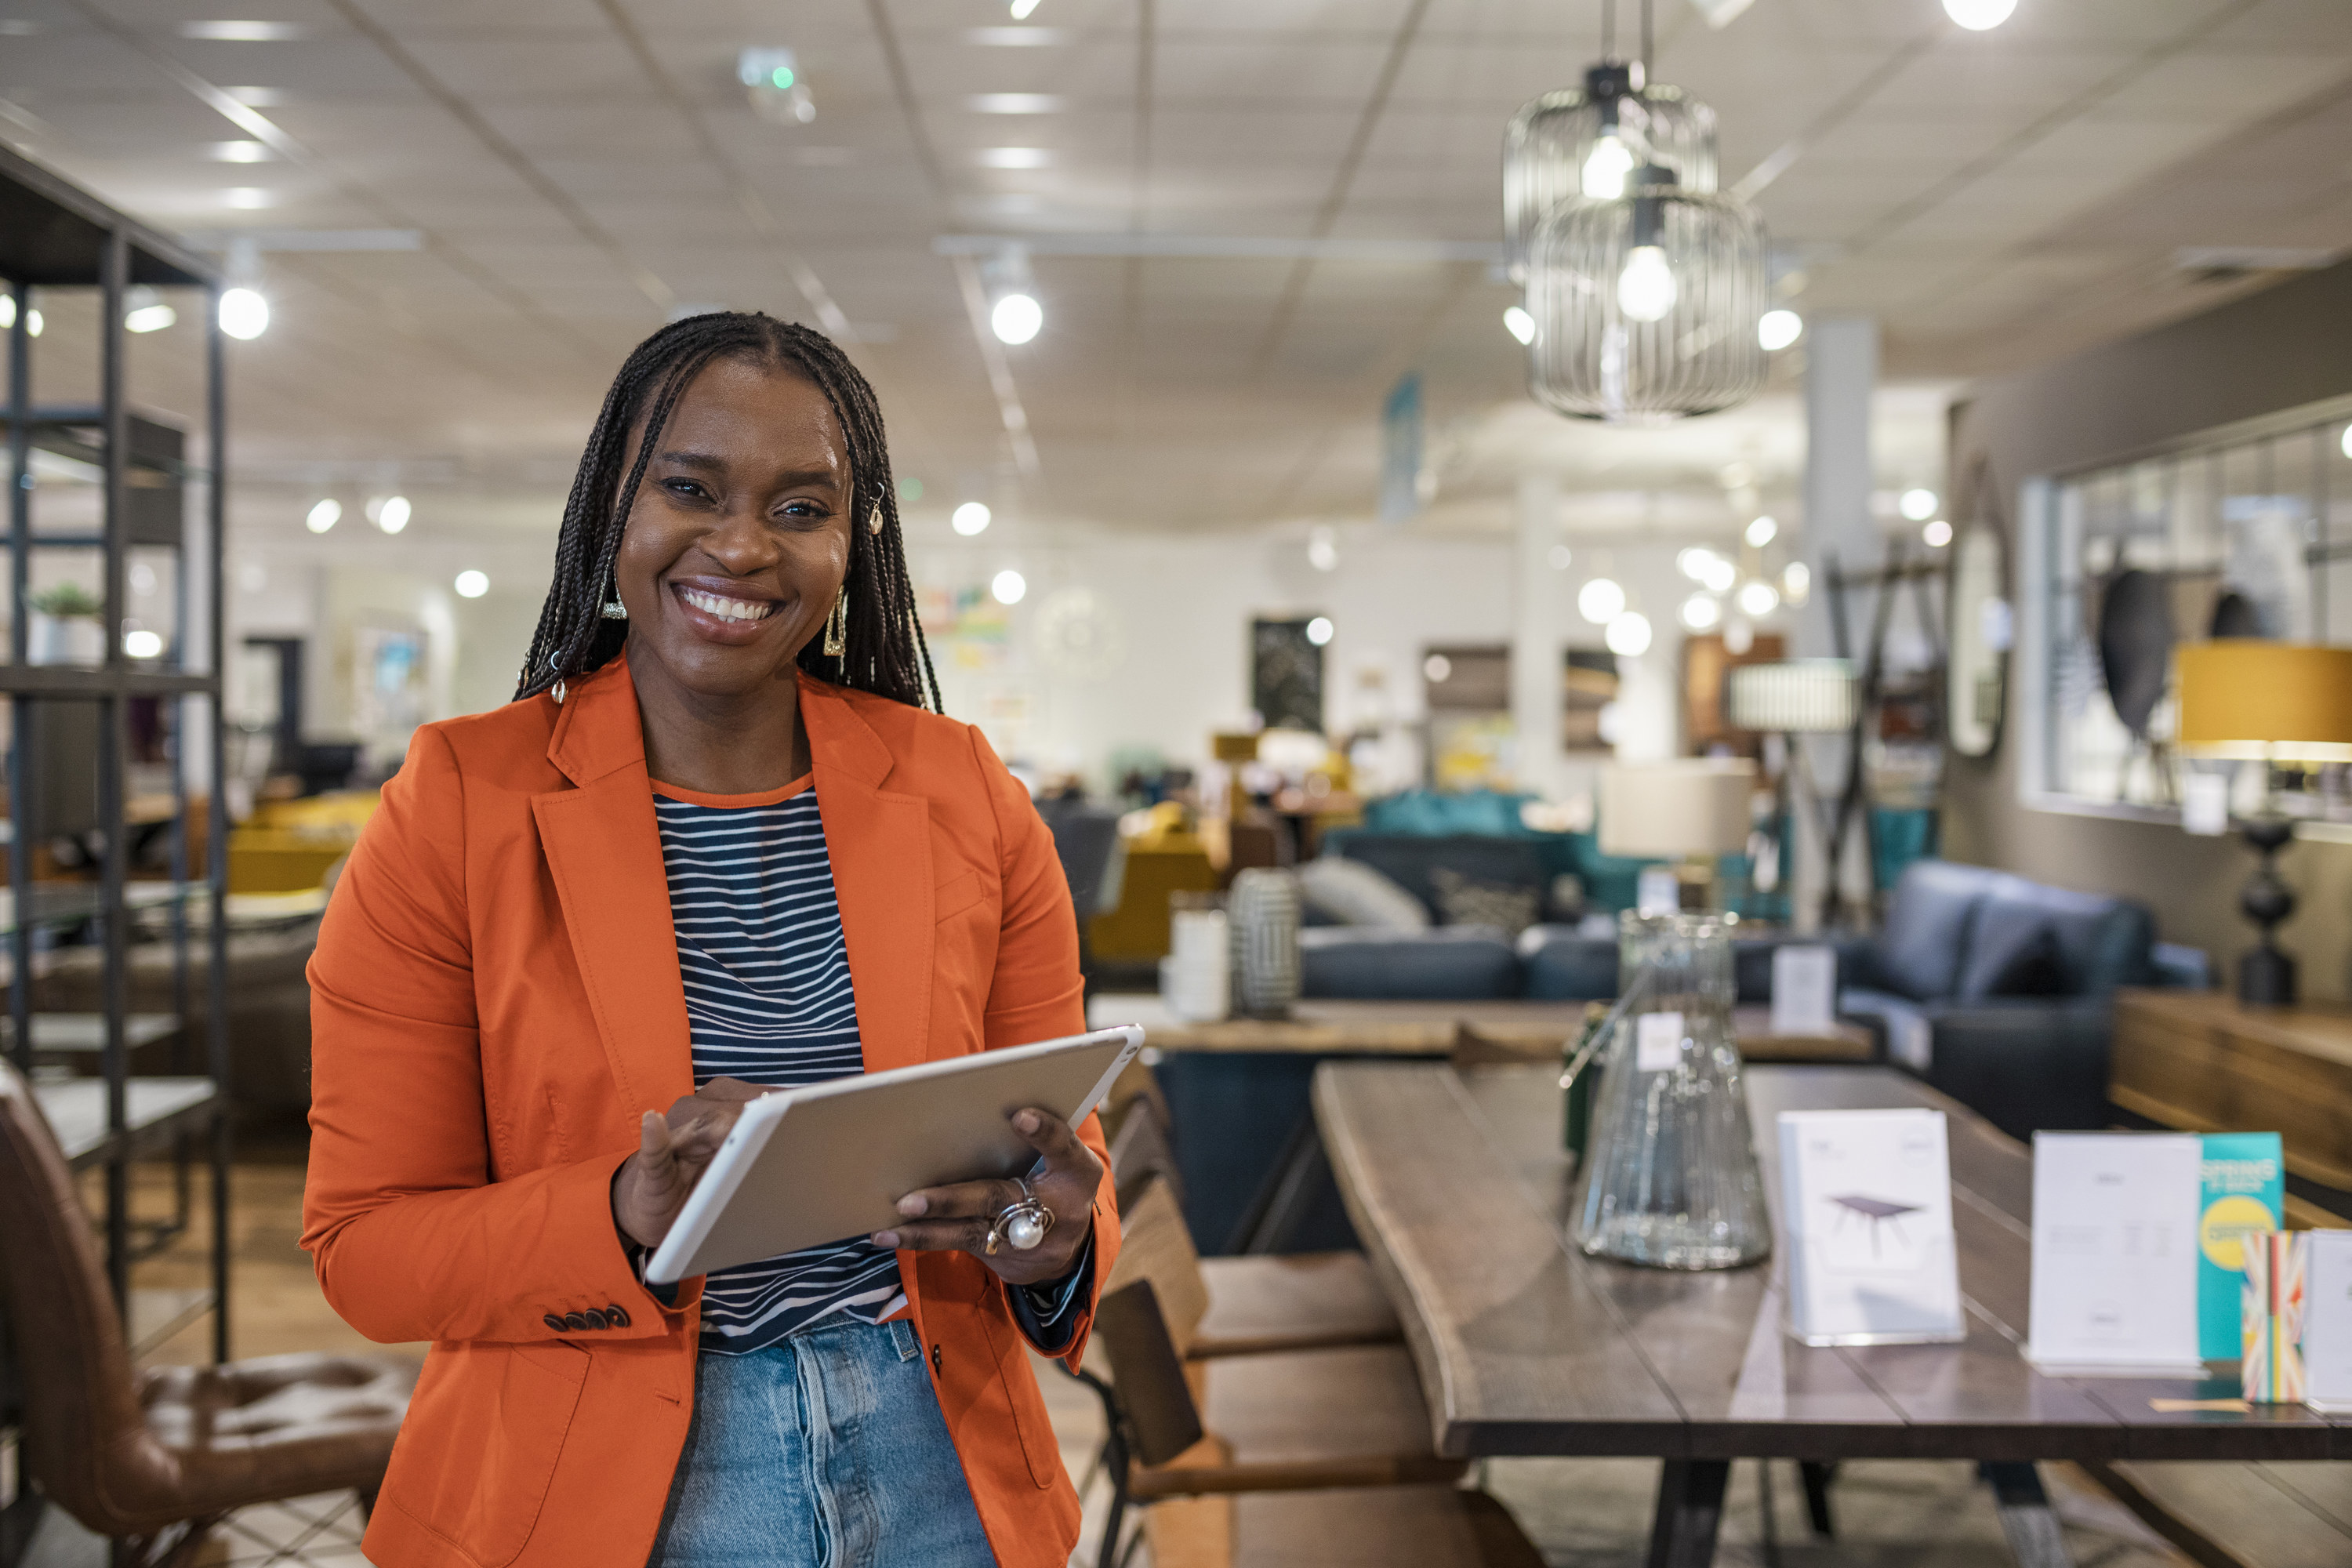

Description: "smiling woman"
302 312 1116 1568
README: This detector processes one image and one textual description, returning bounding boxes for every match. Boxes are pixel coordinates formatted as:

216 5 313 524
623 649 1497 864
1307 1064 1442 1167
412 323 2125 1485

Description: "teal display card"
2198 1132 2284 1363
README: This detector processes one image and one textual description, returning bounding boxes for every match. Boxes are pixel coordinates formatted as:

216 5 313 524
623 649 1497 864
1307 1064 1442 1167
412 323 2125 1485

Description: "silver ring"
985 1178 1054 1255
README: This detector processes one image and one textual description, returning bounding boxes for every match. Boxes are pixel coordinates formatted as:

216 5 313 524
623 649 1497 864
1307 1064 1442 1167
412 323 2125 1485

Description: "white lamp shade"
1599 758 1756 858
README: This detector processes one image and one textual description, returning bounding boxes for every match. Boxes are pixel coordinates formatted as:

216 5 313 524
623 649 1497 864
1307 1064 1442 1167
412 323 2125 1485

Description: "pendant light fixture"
1516 0 1768 423
1501 0 1719 283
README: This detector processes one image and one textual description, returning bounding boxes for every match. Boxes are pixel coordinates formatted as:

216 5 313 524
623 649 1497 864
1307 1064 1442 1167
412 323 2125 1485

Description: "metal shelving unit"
0 143 231 1392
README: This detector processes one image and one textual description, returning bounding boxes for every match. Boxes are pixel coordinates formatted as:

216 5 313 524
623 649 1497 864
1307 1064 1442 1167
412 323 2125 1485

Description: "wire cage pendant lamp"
1501 0 1719 284
1515 0 1767 424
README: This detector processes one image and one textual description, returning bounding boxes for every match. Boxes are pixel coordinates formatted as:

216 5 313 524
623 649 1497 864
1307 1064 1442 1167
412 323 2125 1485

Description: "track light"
366 495 411 534
1943 0 2017 30
2 296 45 337
455 570 488 598
218 287 269 339
992 568 1027 604
1745 514 1777 546
953 502 993 536
1605 611 1653 657
305 499 340 533
990 292 1042 345
1578 577 1627 625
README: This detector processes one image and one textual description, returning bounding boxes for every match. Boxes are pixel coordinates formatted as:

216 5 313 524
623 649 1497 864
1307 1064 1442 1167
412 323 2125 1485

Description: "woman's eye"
663 478 710 500
778 499 829 520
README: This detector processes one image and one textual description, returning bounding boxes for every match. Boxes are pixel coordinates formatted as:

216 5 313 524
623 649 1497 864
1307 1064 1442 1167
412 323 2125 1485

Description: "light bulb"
1745 514 1777 546
376 495 411 534
218 287 269 339
454 570 489 599
1605 611 1653 657
1758 309 1802 351
1923 519 1954 548
1577 577 1626 625
1781 561 1811 604
991 568 1027 604
1900 488 1938 521
125 289 176 333
1736 579 1780 617
990 292 1042 344
1011 0 1042 16
1616 245 1677 322
124 628 164 659
1305 616 1334 647
1503 305 1535 346
304 498 340 534
1701 557 1737 593
1679 593 1722 633
1943 0 2017 30
952 501 992 535
1676 546 1718 582
1581 135 1633 199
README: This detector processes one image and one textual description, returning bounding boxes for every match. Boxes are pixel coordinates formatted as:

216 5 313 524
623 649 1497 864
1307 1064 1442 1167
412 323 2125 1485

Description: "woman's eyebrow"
656 449 839 487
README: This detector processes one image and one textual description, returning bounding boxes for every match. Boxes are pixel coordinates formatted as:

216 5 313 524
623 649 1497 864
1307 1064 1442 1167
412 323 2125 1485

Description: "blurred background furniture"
0 1064 415 1567
1835 859 2206 1141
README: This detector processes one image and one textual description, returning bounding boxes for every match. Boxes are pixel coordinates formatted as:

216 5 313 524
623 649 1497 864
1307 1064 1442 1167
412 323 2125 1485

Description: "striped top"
653 776 906 1352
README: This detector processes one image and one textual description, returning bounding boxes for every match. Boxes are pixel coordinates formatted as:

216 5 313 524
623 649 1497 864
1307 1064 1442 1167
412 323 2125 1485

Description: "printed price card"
2307 1230 2352 1413
1777 1109 1963 1346
2025 1131 2203 1376
1769 946 1838 1037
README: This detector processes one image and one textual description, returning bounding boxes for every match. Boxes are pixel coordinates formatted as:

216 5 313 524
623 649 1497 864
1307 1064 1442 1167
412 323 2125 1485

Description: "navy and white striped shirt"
655 779 906 1352
655 776 1093 1356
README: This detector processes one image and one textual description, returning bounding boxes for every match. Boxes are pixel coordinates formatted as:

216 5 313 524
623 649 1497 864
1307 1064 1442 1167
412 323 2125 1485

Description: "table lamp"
1726 660 1863 925
2174 641 2352 1007
1599 758 1758 912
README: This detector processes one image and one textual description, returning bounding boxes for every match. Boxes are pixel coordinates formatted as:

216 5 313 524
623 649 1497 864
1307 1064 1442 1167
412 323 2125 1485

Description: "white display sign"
1769 945 1838 1037
2024 1132 2205 1376
1635 1011 1685 1073
2181 771 2230 837
2307 1230 2352 1413
1777 1109 1964 1346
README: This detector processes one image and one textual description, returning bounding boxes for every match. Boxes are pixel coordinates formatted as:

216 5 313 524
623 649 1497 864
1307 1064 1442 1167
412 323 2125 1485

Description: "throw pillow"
1955 916 2063 1000
1296 855 1430 931
1429 867 1541 938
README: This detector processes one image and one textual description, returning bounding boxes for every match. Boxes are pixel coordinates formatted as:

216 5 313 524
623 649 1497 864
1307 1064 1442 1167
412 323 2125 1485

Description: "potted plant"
28 583 105 666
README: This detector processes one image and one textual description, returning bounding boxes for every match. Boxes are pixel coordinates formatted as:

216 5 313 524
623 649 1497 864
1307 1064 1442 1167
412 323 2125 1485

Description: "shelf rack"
0 142 232 1557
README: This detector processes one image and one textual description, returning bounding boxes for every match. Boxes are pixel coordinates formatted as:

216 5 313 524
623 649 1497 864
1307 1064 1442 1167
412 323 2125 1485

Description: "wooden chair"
1108 1098 1402 1358
1075 1177 1544 1568
0 1062 416 1567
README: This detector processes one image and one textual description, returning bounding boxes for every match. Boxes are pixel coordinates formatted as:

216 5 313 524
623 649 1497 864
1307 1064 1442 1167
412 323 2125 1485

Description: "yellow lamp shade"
2175 641 2352 760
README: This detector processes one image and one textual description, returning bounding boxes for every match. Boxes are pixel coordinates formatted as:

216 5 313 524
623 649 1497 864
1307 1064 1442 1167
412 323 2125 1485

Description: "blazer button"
582 1308 609 1330
543 1315 566 1332
604 1304 632 1328
562 1312 591 1331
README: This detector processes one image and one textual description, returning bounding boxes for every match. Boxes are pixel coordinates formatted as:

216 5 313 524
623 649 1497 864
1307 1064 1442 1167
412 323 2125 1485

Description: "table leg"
1646 1459 1729 1568
1984 1462 2074 1568
1225 1109 1329 1255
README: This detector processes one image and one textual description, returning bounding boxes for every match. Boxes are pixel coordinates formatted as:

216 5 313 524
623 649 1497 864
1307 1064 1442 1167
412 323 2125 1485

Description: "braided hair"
516 311 943 713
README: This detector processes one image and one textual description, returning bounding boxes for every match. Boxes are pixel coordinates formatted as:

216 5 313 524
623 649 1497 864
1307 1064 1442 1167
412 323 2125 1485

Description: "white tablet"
644 1026 1145 1285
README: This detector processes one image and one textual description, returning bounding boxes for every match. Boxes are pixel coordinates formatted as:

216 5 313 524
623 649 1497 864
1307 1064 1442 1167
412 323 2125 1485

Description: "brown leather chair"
0 1063 415 1567
1108 1097 1402 1358
1076 1178 1546 1568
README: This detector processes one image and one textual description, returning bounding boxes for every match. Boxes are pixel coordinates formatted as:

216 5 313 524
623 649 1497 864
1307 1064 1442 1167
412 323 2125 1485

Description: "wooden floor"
27 1148 2215 1567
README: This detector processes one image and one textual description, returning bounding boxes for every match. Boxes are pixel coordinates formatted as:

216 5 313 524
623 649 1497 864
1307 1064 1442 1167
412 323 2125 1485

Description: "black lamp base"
2239 944 2296 1007
2237 814 2298 1008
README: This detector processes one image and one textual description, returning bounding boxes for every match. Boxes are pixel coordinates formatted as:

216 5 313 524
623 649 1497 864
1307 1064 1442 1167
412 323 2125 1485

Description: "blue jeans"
648 1318 996 1567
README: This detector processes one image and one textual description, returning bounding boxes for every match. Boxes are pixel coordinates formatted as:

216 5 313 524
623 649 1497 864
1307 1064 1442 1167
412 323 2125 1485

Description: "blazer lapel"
800 680 935 1075
532 659 695 1114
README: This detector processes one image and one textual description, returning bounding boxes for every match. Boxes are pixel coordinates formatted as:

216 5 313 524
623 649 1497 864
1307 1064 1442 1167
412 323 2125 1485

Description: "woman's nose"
697 504 781 572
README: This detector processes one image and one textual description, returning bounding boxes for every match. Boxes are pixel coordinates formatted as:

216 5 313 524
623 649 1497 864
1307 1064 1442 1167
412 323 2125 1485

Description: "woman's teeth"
680 588 775 623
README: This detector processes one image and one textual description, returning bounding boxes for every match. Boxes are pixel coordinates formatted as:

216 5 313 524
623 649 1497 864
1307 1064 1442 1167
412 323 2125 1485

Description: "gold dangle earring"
822 585 848 666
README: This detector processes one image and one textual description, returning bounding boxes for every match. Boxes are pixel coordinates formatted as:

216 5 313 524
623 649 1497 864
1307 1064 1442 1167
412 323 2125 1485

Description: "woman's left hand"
874 1108 1102 1287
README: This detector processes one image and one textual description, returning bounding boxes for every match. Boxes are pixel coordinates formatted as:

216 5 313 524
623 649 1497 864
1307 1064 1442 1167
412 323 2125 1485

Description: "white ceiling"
2 0 2350 553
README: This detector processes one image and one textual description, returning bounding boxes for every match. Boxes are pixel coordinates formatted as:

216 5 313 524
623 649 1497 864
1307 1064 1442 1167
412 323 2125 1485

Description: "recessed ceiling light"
179 20 306 41
207 140 270 162
991 568 1027 605
969 94 1064 114
978 147 1052 169
967 27 1073 45
454 570 488 599
223 187 273 209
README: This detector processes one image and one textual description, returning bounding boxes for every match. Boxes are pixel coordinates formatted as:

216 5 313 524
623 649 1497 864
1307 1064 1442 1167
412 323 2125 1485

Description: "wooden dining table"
1312 1061 2352 1568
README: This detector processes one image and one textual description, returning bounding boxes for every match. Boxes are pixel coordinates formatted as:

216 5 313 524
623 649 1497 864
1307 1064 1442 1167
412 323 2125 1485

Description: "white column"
1794 317 1878 927
1512 473 1564 798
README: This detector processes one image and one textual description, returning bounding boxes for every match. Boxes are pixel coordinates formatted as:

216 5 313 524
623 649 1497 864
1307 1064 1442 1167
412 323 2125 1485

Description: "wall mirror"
1947 521 2009 758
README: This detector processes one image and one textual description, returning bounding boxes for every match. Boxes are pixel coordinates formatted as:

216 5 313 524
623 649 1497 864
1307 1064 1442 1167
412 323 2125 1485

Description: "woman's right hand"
612 1077 772 1250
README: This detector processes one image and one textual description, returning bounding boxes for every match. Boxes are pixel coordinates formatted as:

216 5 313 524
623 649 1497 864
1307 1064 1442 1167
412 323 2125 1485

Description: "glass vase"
1570 910 1772 1270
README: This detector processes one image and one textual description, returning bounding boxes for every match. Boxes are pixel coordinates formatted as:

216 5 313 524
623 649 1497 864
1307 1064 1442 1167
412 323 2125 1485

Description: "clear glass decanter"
1570 910 1773 1270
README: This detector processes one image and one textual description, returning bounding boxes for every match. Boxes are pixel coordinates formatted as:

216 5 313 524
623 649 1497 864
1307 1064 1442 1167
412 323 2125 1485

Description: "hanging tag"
1635 1011 1684 1073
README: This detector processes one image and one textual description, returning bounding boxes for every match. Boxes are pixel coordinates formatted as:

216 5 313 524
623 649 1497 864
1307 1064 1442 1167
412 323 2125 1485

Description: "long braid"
517 313 943 713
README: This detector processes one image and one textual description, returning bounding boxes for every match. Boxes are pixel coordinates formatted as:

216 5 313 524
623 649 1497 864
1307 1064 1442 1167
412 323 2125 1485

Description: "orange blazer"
301 655 1116 1568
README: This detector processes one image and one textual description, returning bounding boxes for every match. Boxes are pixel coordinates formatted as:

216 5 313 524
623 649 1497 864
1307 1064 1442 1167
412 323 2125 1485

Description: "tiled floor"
26 1151 2195 1568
